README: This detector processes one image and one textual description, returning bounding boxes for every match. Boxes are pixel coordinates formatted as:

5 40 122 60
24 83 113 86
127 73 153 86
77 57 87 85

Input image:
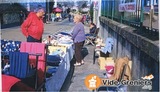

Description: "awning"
53 7 62 13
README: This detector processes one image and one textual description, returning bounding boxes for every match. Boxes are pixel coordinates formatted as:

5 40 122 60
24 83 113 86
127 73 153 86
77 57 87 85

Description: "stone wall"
99 16 159 91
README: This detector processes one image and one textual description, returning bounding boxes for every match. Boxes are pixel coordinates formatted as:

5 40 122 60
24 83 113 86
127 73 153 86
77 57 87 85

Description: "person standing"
68 12 71 22
21 8 45 42
71 14 86 66
51 12 55 22
20 11 24 24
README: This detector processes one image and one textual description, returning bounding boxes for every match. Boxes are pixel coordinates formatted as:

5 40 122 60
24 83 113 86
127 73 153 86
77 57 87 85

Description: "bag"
105 65 114 74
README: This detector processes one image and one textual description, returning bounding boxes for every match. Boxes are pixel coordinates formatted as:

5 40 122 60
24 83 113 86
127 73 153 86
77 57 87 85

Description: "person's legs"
75 42 82 63
74 41 84 66
27 35 41 43
69 17 71 22
52 18 55 22
81 41 85 64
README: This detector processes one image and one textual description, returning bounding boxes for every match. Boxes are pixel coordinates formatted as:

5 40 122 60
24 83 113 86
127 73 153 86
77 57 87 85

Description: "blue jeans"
27 35 42 43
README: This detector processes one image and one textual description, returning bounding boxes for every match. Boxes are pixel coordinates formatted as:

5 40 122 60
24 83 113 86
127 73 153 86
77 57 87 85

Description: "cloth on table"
50 49 64 56
42 33 73 46
46 66 58 74
48 46 66 56
58 32 71 36
1 40 21 53
57 43 73 47
45 44 74 91
59 41 73 44
47 55 61 66
20 42 46 86
58 36 73 45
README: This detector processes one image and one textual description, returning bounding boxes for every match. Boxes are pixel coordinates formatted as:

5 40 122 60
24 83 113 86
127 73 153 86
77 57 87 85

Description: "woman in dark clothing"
85 22 97 36
71 14 86 66
89 23 97 34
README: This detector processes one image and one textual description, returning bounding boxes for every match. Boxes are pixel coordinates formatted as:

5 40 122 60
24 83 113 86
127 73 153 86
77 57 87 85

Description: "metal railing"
101 0 159 32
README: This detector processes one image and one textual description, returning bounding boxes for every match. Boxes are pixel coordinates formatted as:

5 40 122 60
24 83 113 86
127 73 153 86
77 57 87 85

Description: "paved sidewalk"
1 19 105 92
65 45 105 92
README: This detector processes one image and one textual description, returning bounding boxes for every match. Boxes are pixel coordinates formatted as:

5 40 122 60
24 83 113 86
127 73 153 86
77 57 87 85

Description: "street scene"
1 0 159 91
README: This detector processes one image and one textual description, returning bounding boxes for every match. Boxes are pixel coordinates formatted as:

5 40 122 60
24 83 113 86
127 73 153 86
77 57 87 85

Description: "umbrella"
53 8 62 13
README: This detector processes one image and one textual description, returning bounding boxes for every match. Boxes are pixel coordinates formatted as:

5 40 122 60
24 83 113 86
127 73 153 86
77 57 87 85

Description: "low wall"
1 12 21 29
99 16 159 91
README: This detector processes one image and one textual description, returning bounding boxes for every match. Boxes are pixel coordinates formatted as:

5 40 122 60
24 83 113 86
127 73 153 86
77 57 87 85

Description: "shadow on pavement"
60 58 75 91
60 47 89 91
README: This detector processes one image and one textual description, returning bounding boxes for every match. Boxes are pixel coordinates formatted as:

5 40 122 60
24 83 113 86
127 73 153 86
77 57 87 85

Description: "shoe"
81 60 84 65
74 63 81 66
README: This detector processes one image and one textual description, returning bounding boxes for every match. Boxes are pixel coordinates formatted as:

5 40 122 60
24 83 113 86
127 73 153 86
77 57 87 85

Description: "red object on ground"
2 75 20 92
53 7 62 12
105 65 114 74
2 74 35 91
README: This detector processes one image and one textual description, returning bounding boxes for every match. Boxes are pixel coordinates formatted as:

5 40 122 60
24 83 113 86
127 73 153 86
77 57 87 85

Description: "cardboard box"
98 57 115 70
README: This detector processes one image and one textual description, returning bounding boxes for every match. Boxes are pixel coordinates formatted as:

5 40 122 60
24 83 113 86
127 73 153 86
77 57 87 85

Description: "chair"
85 28 99 45
8 52 41 90
93 37 114 64
1 41 46 91
20 42 46 90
